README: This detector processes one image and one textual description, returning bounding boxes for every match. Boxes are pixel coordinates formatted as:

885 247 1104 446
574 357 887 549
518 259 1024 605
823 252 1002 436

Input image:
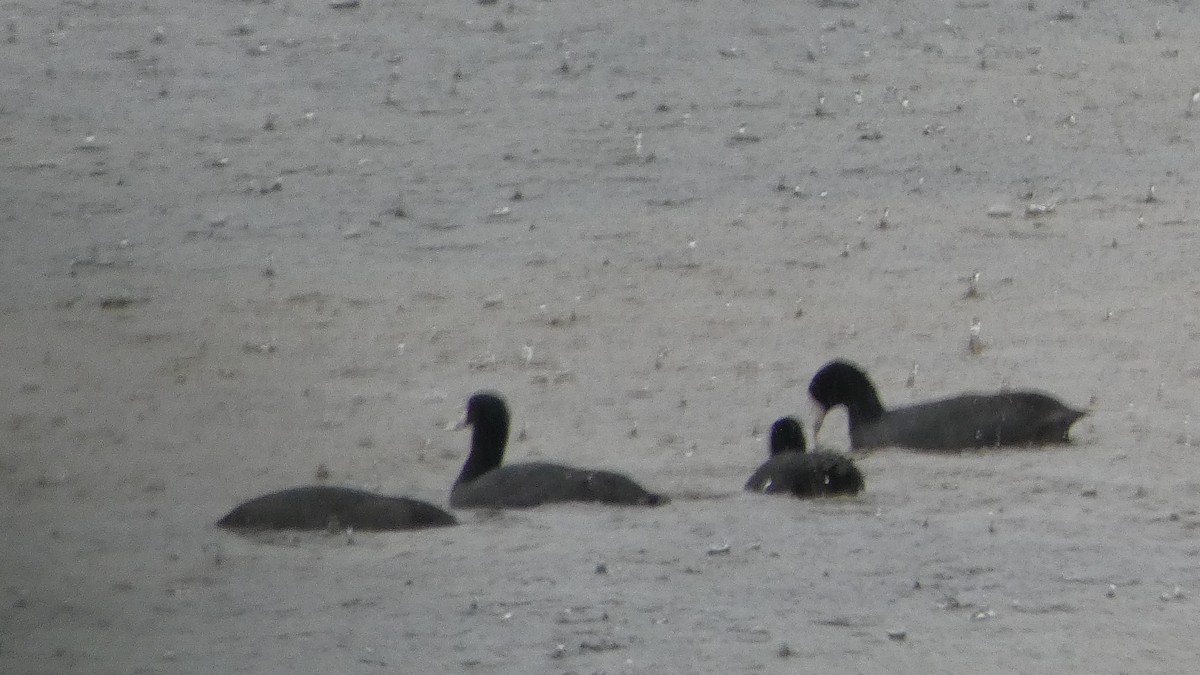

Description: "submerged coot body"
217 485 456 531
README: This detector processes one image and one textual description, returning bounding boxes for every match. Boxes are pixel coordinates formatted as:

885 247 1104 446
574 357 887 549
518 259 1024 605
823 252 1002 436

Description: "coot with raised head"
450 392 666 508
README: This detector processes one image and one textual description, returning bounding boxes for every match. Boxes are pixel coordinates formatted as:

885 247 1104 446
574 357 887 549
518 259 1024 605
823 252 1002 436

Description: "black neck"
456 408 509 484
845 391 885 426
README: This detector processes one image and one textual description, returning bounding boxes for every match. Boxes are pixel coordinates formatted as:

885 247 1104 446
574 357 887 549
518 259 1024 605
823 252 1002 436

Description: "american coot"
450 392 666 508
808 359 1087 451
217 485 456 531
744 417 864 497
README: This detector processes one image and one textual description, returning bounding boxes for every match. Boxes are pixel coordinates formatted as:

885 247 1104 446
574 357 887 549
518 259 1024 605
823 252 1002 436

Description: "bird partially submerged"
744 417 864 497
217 485 456 531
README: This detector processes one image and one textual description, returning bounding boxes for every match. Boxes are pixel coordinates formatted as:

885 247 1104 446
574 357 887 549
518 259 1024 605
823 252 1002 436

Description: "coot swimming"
744 417 864 497
450 392 666 508
808 359 1086 451
217 485 456 531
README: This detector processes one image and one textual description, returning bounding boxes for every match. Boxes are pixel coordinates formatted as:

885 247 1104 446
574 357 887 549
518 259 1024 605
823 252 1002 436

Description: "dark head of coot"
768 416 806 455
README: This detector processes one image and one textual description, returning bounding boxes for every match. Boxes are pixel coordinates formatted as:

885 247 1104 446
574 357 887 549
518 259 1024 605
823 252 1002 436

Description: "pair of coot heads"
744 358 1086 499
807 359 1086 451
217 392 665 532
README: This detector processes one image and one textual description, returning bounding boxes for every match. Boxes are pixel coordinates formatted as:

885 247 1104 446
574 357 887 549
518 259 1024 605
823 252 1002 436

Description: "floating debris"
467 352 497 371
970 608 996 621
1160 585 1185 601
967 317 985 355
242 341 277 354
963 271 982 299
938 595 969 610
99 296 148 310
579 638 622 653
1024 201 1056 217
815 94 830 117
730 123 761 144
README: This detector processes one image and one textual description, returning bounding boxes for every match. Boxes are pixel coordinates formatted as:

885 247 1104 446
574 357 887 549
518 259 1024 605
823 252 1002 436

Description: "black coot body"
217 485 456 531
744 417 864 497
808 360 1087 451
450 392 666 508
